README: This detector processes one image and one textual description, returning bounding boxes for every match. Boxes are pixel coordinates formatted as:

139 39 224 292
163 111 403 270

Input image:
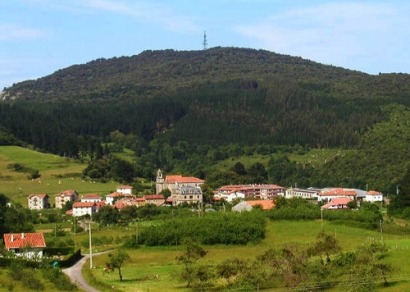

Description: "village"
25 168 384 217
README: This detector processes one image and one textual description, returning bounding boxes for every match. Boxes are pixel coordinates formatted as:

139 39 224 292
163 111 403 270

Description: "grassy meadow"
79 220 410 292
0 146 118 205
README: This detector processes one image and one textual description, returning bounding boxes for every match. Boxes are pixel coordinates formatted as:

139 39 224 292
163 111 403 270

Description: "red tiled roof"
144 194 165 200
367 190 382 196
82 194 101 199
4 233 46 249
27 194 48 199
95 201 106 207
73 202 95 208
245 200 275 210
166 196 173 203
166 175 204 184
57 190 77 197
117 185 133 189
106 192 132 198
322 197 352 209
319 188 357 197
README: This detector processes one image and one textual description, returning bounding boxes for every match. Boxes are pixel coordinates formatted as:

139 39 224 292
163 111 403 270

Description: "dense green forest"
1 47 410 194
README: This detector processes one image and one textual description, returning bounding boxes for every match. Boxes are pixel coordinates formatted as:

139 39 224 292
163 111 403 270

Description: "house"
156 169 205 194
232 200 275 212
114 197 144 209
116 185 133 195
285 187 320 200
81 193 102 203
215 184 285 199
72 202 96 217
213 191 245 203
364 190 384 202
321 197 352 210
143 194 165 206
55 190 79 209
3 233 46 260
317 188 357 202
171 185 203 206
27 194 49 210
105 192 133 205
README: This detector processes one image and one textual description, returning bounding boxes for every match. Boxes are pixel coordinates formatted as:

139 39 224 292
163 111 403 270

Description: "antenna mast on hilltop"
203 31 208 50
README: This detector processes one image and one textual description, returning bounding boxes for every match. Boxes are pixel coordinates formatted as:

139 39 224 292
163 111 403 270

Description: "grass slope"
0 146 118 206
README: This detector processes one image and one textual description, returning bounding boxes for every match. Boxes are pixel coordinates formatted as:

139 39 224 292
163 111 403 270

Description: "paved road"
62 253 101 292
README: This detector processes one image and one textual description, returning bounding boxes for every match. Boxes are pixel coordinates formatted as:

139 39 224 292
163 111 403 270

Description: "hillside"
1 47 366 102
1 47 410 193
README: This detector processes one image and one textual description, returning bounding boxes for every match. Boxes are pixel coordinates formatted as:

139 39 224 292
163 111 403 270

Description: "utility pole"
321 207 324 231
203 31 208 50
88 221 93 269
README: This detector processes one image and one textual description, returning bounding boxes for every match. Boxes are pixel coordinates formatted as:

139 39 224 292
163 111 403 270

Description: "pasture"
0 146 118 205
83 220 410 291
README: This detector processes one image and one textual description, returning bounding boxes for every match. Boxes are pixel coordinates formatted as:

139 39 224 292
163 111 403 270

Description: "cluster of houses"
26 169 385 217
9 171 386 260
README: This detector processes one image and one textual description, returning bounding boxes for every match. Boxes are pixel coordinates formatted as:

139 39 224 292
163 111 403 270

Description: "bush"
140 211 266 246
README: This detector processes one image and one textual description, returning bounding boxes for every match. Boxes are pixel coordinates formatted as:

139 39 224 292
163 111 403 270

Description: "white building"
116 185 133 195
27 194 49 210
72 202 96 217
214 191 245 203
364 190 384 202
285 187 320 199
3 233 46 260
81 194 102 203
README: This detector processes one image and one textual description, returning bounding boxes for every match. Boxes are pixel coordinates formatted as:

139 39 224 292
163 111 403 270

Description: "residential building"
143 194 165 206
3 233 46 260
55 190 79 209
285 187 320 199
116 185 133 195
105 192 133 205
364 190 384 202
215 184 285 199
27 194 49 210
317 188 357 202
171 185 203 206
321 197 352 210
232 200 275 212
81 193 102 203
213 191 245 203
72 202 96 217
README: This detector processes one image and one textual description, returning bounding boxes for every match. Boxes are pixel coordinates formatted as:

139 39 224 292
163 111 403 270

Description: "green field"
80 220 410 292
0 146 118 205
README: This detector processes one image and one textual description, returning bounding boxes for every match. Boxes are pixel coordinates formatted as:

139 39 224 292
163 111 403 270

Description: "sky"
1 0 410 91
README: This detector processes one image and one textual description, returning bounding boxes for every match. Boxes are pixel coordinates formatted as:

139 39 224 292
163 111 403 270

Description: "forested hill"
1 47 410 193
0 47 362 102
2 46 410 103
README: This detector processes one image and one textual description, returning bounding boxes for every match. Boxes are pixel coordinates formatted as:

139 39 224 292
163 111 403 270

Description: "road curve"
62 253 100 292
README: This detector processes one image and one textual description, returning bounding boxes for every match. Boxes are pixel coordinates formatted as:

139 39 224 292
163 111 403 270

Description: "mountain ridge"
1 47 371 102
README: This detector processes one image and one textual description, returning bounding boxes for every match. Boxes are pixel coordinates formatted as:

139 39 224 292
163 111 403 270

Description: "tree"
94 206 120 226
307 231 341 263
106 249 130 282
176 239 207 287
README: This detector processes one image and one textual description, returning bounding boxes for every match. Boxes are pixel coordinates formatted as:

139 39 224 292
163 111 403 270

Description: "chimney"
21 233 24 239
11 234 14 242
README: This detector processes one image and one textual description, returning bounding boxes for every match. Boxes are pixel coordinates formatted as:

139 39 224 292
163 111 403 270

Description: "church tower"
156 169 165 194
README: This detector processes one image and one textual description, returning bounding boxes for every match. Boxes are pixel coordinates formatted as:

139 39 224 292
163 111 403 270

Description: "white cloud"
77 0 199 32
234 2 410 73
0 24 47 41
